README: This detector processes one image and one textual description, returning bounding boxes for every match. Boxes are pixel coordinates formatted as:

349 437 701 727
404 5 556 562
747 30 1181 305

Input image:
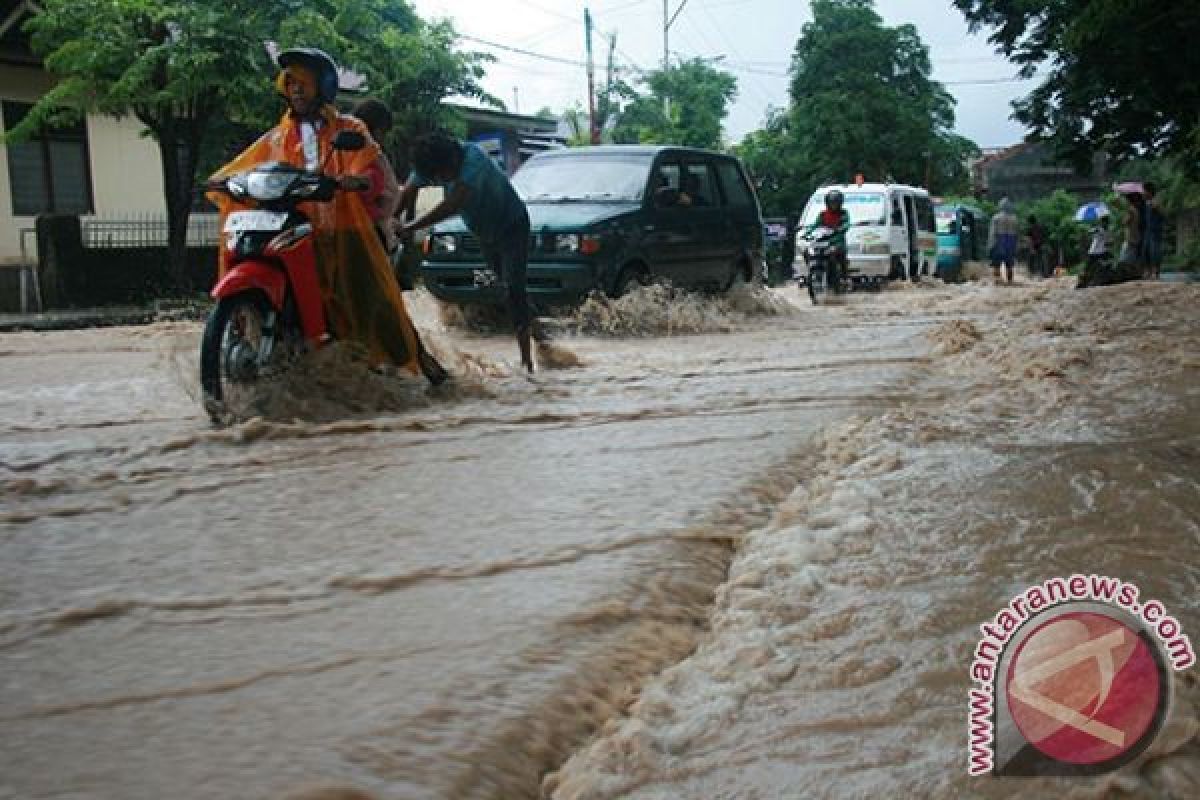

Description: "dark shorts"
990 234 1017 267
1142 237 1164 267
480 215 532 331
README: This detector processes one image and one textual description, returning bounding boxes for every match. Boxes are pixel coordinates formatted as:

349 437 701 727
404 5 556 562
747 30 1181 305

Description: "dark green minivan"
420 145 764 308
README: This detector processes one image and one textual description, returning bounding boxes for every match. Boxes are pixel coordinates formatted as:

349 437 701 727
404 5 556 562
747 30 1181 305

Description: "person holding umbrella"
1076 203 1112 289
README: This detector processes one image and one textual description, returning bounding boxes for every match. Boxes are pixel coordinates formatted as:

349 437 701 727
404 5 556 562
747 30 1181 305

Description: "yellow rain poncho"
208 106 420 373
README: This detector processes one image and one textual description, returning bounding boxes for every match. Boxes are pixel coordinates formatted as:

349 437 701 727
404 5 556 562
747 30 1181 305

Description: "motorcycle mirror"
332 131 367 152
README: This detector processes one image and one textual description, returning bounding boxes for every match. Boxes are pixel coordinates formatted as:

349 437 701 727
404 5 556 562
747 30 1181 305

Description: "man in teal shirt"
398 134 535 371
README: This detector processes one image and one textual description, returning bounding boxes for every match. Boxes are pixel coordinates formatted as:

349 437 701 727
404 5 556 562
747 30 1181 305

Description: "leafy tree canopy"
608 59 737 150
738 0 978 219
952 0 1200 174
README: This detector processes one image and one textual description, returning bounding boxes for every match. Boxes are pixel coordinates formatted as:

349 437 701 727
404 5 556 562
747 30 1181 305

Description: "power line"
943 77 1033 86
458 33 591 69
458 33 641 77
510 0 579 25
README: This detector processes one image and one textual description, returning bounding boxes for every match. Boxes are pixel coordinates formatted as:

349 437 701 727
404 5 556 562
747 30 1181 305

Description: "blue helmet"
277 47 339 105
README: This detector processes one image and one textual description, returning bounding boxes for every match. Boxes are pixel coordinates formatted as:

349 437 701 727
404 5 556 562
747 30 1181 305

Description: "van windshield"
801 191 886 226
512 155 651 204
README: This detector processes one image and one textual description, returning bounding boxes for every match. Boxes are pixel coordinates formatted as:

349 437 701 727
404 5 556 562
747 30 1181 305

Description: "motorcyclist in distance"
804 189 851 287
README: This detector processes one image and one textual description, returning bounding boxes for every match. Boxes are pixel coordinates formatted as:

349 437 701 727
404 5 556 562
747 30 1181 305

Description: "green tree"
12 0 489 289
12 0 290 288
738 0 977 220
734 107 806 217
787 0 974 192
1017 189 1086 269
952 0 1200 174
610 59 737 150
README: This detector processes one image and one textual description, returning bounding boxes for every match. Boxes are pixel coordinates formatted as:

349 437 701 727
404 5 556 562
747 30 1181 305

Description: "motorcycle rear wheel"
200 292 282 422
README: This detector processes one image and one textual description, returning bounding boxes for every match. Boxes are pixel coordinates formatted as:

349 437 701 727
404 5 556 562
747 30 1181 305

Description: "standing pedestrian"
1026 214 1047 278
1117 192 1146 279
1143 181 1165 279
988 198 1018 283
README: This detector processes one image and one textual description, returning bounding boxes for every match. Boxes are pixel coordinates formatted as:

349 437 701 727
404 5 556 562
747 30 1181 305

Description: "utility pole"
662 0 669 70
662 0 688 114
663 0 689 69
585 8 599 144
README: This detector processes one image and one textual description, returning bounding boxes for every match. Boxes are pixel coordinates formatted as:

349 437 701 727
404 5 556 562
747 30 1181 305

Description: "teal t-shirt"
409 142 527 244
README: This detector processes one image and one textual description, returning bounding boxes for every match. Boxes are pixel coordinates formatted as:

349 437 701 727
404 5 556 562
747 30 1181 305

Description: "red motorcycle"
201 131 442 419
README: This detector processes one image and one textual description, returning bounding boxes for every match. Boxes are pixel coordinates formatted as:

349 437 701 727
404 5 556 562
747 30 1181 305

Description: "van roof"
531 144 737 160
816 183 930 194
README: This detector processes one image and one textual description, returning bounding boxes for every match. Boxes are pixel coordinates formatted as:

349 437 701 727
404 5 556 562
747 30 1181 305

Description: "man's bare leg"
517 325 534 373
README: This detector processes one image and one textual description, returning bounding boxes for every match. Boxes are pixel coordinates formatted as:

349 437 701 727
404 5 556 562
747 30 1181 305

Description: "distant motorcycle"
795 226 846 305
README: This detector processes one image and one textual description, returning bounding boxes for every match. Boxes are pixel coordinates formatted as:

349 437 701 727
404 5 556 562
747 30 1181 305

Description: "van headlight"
554 233 602 255
428 233 458 254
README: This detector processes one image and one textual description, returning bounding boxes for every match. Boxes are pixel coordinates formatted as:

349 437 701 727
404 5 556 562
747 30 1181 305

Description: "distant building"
0 3 563 273
972 141 1109 204
452 104 564 176
1 0 167 266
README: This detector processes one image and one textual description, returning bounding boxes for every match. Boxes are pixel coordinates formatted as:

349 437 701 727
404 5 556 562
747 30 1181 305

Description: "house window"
3 101 94 215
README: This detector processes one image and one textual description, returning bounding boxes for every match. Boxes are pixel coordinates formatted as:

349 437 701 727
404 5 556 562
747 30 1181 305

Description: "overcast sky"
409 0 1034 149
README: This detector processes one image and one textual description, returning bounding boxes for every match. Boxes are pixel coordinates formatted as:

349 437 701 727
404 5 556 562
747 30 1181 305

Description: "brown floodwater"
1 279 1197 800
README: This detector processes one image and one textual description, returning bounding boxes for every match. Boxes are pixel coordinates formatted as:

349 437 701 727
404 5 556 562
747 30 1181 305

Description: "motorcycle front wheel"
808 266 827 305
200 292 282 422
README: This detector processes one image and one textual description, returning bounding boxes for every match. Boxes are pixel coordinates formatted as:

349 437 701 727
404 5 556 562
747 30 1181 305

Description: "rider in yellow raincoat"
208 48 443 381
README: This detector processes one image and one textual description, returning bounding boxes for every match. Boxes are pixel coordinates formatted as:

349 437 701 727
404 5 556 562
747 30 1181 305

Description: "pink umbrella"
1113 181 1145 195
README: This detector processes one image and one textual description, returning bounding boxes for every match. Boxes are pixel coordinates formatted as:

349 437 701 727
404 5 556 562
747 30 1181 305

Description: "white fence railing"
81 214 219 249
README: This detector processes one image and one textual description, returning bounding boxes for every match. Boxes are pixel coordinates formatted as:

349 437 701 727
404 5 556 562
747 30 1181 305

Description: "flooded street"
2 280 1198 799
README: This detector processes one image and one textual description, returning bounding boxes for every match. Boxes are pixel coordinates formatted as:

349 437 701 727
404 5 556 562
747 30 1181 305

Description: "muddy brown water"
1 281 1197 799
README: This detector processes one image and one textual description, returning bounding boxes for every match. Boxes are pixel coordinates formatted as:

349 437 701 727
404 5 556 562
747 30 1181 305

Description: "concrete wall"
0 63 166 265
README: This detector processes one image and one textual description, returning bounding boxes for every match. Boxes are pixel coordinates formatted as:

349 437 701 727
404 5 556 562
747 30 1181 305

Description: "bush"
1167 237 1200 272
1018 189 1087 268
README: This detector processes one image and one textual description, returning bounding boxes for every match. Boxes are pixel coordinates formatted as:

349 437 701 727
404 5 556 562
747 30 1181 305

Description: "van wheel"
725 260 750 292
614 266 646 298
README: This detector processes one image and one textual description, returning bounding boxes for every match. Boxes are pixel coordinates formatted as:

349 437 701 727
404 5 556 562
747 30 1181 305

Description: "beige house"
1 0 166 268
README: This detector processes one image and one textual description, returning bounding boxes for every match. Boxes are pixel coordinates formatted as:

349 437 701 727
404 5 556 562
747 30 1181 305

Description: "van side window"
652 163 680 190
716 161 752 208
648 162 681 204
891 199 904 225
681 162 716 207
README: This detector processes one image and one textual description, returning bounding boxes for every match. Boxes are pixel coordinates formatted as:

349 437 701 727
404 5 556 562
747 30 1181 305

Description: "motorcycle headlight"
245 171 294 201
429 233 458 254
